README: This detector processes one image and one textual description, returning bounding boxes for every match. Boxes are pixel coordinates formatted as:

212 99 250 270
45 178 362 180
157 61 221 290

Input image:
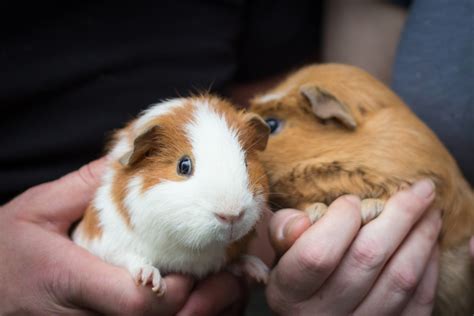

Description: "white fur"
108 131 130 161
134 98 187 134
73 97 266 280
255 91 287 103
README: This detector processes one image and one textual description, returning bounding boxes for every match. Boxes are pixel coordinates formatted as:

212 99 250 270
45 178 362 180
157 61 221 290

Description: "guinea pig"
73 95 271 295
249 64 474 315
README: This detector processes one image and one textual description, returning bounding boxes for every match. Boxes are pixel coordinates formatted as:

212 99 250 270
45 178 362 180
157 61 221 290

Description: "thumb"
65 247 194 315
269 209 311 257
9 157 108 228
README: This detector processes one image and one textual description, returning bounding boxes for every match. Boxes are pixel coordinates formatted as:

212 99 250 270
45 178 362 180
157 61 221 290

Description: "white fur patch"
134 98 186 134
108 131 130 160
185 99 253 219
255 91 287 103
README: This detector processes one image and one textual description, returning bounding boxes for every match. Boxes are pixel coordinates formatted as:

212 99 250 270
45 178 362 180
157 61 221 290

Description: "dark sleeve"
390 0 412 7
0 0 320 203
234 0 322 81
391 0 474 184
0 1 242 203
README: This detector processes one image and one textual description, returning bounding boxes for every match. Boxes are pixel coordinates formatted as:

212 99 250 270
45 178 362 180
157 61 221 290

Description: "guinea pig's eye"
177 156 193 176
265 118 282 134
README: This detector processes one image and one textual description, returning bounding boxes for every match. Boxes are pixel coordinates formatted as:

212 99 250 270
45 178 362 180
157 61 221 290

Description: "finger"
156 274 196 315
313 179 435 313
266 195 361 309
401 245 440 316
470 236 474 260
268 209 311 256
176 271 245 316
355 209 441 315
12 157 108 225
66 245 193 315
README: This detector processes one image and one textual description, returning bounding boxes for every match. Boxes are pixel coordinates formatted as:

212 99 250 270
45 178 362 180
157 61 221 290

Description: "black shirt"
0 1 321 203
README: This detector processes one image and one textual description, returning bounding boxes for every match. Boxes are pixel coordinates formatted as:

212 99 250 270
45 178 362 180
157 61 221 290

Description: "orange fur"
250 64 474 315
79 204 103 240
110 164 133 228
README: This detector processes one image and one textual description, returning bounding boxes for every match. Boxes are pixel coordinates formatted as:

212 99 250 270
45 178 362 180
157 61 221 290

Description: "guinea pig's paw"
303 202 328 224
229 255 270 284
361 198 385 225
134 264 166 296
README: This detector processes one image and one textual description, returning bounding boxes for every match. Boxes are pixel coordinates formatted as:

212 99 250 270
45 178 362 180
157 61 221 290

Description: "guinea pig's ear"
119 125 162 166
242 112 270 151
300 86 357 129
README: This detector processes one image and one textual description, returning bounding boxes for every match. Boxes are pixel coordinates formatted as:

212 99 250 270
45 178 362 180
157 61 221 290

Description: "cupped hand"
266 179 441 315
0 158 195 315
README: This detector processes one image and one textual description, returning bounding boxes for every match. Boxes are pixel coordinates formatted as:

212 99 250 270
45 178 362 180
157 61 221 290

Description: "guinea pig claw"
140 266 154 286
303 202 328 224
152 279 167 297
230 255 270 284
134 269 142 285
134 264 166 296
360 198 385 224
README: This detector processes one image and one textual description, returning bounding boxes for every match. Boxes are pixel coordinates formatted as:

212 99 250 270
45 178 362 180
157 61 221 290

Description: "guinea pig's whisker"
252 173 268 184
269 201 286 210
267 191 286 196
242 133 268 153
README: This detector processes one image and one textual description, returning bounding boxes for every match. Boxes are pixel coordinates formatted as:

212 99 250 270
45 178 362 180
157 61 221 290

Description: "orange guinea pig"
249 64 473 315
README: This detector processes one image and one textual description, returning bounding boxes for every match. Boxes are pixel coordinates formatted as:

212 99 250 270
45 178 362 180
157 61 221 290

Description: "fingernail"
274 213 301 240
343 195 361 208
411 179 435 199
282 214 307 239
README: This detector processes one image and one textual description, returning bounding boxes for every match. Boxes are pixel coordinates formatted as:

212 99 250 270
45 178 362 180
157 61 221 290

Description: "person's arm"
266 179 441 315
322 0 407 83
0 158 244 315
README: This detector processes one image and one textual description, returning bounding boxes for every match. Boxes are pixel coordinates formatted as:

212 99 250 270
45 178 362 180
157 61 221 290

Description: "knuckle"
389 267 419 294
46 264 74 301
77 163 100 187
298 246 337 276
350 237 386 271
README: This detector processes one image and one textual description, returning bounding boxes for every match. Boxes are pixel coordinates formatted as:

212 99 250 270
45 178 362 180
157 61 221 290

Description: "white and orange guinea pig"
72 95 271 295
249 64 474 315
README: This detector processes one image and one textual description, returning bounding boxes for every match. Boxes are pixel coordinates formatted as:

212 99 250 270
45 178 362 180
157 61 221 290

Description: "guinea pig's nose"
214 210 244 224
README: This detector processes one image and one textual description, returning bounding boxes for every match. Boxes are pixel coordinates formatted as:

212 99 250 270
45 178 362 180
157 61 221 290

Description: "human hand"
0 158 195 315
176 271 247 316
266 179 441 315
470 236 474 261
